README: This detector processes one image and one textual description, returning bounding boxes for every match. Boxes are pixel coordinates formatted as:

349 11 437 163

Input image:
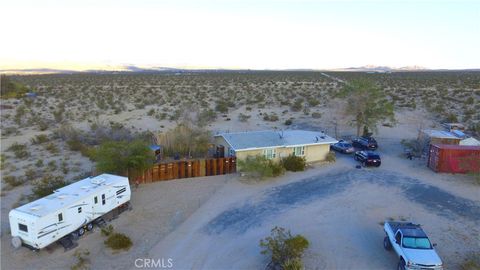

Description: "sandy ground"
1 102 479 269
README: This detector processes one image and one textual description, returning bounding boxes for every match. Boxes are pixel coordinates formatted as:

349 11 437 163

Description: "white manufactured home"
9 174 131 250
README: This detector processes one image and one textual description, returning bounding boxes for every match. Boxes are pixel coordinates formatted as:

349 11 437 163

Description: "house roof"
460 137 480 146
215 130 338 151
13 174 128 217
421 129 460 139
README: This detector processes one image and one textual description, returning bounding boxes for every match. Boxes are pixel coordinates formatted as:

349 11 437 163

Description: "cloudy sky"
1 0 479 70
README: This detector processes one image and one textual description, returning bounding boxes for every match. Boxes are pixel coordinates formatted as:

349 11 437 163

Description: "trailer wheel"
383 236 392 250
397 259 406 270
78 227 85 236
86 223 94 231
11 236 22 249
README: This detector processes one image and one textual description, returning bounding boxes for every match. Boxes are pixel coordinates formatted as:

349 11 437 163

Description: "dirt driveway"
150 156 480 270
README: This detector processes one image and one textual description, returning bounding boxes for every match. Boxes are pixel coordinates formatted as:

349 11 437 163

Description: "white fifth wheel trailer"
9 174 131 250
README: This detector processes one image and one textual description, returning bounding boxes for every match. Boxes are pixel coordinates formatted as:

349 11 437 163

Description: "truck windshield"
402 237 432 249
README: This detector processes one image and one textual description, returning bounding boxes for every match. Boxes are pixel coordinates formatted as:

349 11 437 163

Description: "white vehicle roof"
13 174 128 218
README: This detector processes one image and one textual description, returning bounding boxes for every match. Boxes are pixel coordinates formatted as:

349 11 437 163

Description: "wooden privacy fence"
130 157 236 184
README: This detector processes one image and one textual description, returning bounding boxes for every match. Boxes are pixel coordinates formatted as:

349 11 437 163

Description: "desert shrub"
94 140 154 177
35 159 44 167
311 112 322 119
215 101 229 113
284 119 293 126
282 258 303 270
24 168 37 181
290 99 303 112
8 143 29 159
307 97 320 107
238 155 284 178
47 160 58 171
282 155 306 172
3 175 24 187
263 113 279 122
30 174 67 200
198 108 217 125
31 134 50 144
238 113 251 122
101 225 114 236
0 154 6 170
45 143 59 154
71 249 90 270
104 233 133 251
326 151 336 162
460 252 480 270
444 113 458 123
147 108 155 116
260 227 309 270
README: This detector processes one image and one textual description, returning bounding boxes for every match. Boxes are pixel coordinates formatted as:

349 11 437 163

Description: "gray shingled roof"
215 130 338 151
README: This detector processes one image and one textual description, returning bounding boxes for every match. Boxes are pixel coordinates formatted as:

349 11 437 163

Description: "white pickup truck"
383 221 443 270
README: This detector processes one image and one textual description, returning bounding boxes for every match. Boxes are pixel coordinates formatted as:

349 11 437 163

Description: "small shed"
418 130 462 153
427 144 480 173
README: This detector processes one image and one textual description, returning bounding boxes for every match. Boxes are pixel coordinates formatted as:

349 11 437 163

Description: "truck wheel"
383 236 392 250
86 223 94 231
397 259 406 270
11 236 22 249
78 227 85 236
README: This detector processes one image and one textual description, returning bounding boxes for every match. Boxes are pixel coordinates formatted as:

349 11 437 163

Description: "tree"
94 140 154 177
336 79 395 136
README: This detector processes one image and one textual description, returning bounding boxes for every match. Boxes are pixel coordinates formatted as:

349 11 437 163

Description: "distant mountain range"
1 65 479 75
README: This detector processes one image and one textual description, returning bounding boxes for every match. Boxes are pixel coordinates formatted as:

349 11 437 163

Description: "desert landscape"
1 71 479 269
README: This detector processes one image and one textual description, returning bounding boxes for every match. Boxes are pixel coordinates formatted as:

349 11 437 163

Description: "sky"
1 0 479 70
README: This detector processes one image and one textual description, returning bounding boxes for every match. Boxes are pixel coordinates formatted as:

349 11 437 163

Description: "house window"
58 213 63 222
102 194 106 205
264 148 276 159
18 223 28 232
293 146 305 156
78 207 82 213
94 196 98 204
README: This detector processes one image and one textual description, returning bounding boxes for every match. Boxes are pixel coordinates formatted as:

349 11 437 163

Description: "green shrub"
30 174 67 200
215 101 229 113
260 227 309 269
3 175 24 187
326 151 336 162
460 252 480 270
282 155 306 172
284 119 293 126
104 232 133 251
94 140 154 177
8 143 29 159
238 155 284 178
311 112 322 119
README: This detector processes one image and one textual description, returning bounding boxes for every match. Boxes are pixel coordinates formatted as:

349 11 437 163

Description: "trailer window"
102 194 106 205
58 213 63 222
18 223 28 232
78 207 82 213
94 196 98 204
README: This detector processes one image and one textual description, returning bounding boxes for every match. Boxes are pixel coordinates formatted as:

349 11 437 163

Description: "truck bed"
385 221 421 234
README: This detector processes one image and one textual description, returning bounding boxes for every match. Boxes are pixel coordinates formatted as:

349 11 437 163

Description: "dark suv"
352 136 378 150
354 151 381 167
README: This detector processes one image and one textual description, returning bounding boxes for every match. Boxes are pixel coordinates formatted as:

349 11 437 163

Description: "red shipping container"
428 144 480 173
